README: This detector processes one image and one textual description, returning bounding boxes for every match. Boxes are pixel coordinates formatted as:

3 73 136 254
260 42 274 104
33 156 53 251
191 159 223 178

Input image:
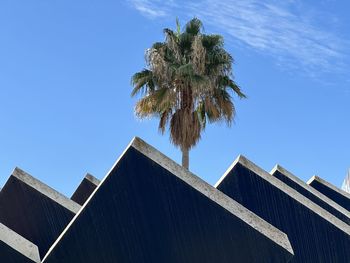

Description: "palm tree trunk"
182 148 189 170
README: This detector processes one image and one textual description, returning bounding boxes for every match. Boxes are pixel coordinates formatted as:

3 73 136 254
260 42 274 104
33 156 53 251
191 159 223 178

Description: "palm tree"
131 18 246 170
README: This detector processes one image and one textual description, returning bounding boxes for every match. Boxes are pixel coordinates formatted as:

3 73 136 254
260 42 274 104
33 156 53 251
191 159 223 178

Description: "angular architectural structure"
42 138 293 263
0 223 40 263
71 173 100 205
0 168 81 258
271 165 350 225
342 169 350 194
308 175 350 211
216 155 350 262
2 137 350 262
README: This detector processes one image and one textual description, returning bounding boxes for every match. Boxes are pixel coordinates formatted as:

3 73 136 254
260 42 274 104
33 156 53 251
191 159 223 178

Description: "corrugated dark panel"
43 145 293 263
272 169 350 225
71 174 100 206
309 179 350 211
0 170 79 258
217 161 350 263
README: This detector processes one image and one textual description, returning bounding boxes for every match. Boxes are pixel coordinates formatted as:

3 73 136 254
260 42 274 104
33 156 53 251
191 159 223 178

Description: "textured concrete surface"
0 222 40 263
308 175 350 211
216 155 350 263
271 165 350 225
0 167 80 258
71 173 100 205
43 137 293 263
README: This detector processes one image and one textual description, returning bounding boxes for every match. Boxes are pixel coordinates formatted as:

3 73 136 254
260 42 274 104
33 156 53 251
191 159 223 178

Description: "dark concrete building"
71 173 100 205
216 155 350 262
43 138 293 263
0 168 80 258
308 175 350 211
271 165 350 225
1 137 349 262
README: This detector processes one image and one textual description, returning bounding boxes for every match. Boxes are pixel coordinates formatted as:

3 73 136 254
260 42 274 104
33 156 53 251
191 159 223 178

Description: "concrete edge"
11 167 81 214
307 175 350 200
84 173 100 186
43 137 294 261
214 154 243 188
0 222 40 263
216 155 350 236
271 165 350 219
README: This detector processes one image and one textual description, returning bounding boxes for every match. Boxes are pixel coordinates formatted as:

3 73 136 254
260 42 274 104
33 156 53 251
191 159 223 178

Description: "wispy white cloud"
188 1 347 74
127 0 174 18
128 0 349 76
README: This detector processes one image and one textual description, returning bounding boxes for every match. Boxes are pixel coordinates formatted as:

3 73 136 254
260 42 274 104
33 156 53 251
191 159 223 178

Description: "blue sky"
0 0 349 196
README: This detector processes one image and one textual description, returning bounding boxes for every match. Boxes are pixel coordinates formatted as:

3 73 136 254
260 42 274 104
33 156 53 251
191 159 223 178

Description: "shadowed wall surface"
71 174 100 206
309 177 350 211
0 168 80 258
272 168 350 225
43 141 293 263
217 160 350 262
0 222 40 263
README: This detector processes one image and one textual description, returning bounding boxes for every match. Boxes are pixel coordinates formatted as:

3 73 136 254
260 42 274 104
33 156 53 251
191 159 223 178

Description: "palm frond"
191 35 206 75
134 95 158 118
151 42 165 50
155 87 176 112
176 63 194 76
131 69 155 97
170 108 201 149
219 76 246 98
158 108 172 134
176 17 181 37
213 88 235 124
203 97 221 123
185 18 203 36
195 102 206 129
202 34 223 50
164 28 181 62
179 32 193 52
206 49 233 76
